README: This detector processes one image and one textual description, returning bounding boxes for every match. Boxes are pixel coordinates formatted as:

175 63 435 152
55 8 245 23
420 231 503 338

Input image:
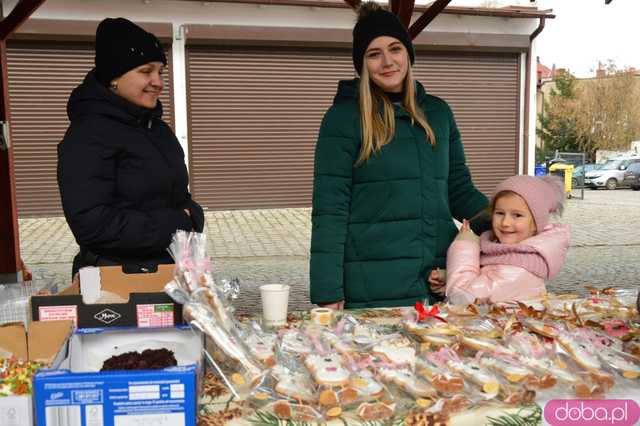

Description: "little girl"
445 175 570 305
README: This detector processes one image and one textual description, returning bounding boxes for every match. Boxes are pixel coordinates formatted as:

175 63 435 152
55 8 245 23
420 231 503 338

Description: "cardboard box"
31 265 183 329
0 321 73 426
33 326 202 426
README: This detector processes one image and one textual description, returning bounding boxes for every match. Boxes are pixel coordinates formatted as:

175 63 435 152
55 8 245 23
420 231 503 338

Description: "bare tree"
574 62 640 158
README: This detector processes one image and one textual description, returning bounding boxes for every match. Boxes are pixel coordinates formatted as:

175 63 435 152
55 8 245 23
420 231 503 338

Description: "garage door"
6 42 174 217
186 46 519 210
413 52 520 191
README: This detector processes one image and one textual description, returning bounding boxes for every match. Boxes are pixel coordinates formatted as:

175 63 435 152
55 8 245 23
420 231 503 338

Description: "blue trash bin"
534 165 546 176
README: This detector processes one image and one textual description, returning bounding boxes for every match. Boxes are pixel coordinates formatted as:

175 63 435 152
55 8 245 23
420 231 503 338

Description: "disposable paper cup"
260 284 290 328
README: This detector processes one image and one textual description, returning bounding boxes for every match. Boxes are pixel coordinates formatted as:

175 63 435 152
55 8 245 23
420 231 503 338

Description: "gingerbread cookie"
378 368 437 398
349 369 385 401
245 333 276 367
416 357 465 394
479 357 532 383
271 365 317 403
372 336 416 367
322 331 358 354
304 353 350 387
447 359 500 396
279 329 313 356
268 400 320 422
356 401 396 421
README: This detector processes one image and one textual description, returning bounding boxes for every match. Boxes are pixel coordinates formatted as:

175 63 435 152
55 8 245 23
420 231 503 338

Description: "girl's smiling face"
492 192 537 244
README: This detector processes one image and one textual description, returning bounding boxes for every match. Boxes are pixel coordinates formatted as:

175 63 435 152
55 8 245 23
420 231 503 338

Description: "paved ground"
16 189 640 314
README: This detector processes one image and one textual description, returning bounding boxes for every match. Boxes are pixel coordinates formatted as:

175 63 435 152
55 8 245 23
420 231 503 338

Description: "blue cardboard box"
34 327 202 426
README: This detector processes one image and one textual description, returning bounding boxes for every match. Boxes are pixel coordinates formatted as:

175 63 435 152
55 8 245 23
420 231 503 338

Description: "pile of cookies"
238 290 640 423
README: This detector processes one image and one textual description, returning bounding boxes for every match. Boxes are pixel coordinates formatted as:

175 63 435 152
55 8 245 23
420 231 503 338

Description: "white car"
584 156 640 190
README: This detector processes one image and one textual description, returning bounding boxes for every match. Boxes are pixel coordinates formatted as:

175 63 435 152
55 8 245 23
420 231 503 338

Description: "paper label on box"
136 304 174 328
39 305 78 326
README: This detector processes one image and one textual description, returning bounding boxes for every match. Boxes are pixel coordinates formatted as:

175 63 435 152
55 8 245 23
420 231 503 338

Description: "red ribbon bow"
414 302 447 323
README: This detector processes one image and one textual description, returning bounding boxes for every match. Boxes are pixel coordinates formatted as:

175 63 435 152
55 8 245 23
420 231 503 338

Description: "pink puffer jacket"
446 224 570 305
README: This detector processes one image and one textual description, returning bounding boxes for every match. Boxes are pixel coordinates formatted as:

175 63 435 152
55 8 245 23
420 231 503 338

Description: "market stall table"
194 303 640 426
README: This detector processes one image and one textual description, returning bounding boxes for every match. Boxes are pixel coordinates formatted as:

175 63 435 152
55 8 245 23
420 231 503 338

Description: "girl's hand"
428 268 446 295
318 301 345 310
455 219 479 243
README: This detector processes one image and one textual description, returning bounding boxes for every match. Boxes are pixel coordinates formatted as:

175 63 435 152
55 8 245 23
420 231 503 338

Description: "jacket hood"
332 78 429 105
67 69 163 126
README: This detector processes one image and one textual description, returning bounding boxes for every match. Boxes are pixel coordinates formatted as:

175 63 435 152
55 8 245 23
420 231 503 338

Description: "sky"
535 0 640 77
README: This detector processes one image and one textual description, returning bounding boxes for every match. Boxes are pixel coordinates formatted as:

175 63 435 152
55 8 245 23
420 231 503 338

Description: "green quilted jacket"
310 78 488 308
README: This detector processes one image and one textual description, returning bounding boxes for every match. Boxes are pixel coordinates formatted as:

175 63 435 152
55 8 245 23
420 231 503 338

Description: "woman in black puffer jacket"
58 18 204 276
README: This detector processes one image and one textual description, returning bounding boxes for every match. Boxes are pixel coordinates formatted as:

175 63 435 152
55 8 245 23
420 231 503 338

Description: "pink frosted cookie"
304 353 350 387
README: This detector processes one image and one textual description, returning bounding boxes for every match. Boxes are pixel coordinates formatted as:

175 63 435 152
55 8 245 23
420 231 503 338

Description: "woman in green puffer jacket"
310 2 489 309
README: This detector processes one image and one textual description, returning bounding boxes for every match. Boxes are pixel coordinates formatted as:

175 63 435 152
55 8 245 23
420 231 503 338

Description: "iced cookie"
280 329 313 356
272 365 317 403
322 331 358 354
447 359 500 396
416 357 465 394
356 401 395 421
378 368 437 398
349 369 385 401
305 353 350 387
372 336 416 366
479 357 532 383
268 400 320 422
246 333 276 367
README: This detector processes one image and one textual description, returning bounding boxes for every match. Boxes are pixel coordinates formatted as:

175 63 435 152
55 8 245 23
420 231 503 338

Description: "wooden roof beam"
389 0 400 15
343 0 359 9
396 0 415 28
409 0 452 39
0 0 47 41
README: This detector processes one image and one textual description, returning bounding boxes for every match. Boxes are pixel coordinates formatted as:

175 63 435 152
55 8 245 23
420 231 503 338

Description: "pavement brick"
16 189 640 313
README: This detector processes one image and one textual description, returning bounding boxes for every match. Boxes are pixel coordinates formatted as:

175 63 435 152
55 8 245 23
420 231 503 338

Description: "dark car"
625 162 640 190
572 163 602 188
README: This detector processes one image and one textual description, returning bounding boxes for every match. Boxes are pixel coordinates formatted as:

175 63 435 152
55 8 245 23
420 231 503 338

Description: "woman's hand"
428 268 446 296
455 219 479 243
318 301 345 310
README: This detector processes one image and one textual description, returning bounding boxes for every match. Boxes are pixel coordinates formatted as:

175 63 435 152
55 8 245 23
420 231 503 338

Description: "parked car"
625 162 640 190
584 155 640 189
571 163 602 188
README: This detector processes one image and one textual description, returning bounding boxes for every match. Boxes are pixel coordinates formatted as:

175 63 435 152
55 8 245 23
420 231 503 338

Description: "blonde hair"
356 62 436 165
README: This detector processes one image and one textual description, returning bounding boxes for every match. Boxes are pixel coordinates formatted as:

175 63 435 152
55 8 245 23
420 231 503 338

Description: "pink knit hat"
492 175 565 231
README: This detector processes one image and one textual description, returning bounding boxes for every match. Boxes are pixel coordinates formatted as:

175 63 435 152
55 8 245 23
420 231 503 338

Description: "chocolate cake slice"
101 348 177 371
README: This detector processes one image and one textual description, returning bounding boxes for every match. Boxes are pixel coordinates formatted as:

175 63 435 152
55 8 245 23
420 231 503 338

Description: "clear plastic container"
0 269 61 326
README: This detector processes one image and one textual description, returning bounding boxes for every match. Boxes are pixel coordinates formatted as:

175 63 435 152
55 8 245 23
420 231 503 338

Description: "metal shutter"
413 52 520 192
6 42 174 217
186 46 519 210
186 46 354 210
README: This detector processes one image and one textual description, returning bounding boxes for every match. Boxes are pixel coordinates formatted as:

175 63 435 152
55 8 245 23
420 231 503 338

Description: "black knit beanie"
94 18 167 86
352 3 415 76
